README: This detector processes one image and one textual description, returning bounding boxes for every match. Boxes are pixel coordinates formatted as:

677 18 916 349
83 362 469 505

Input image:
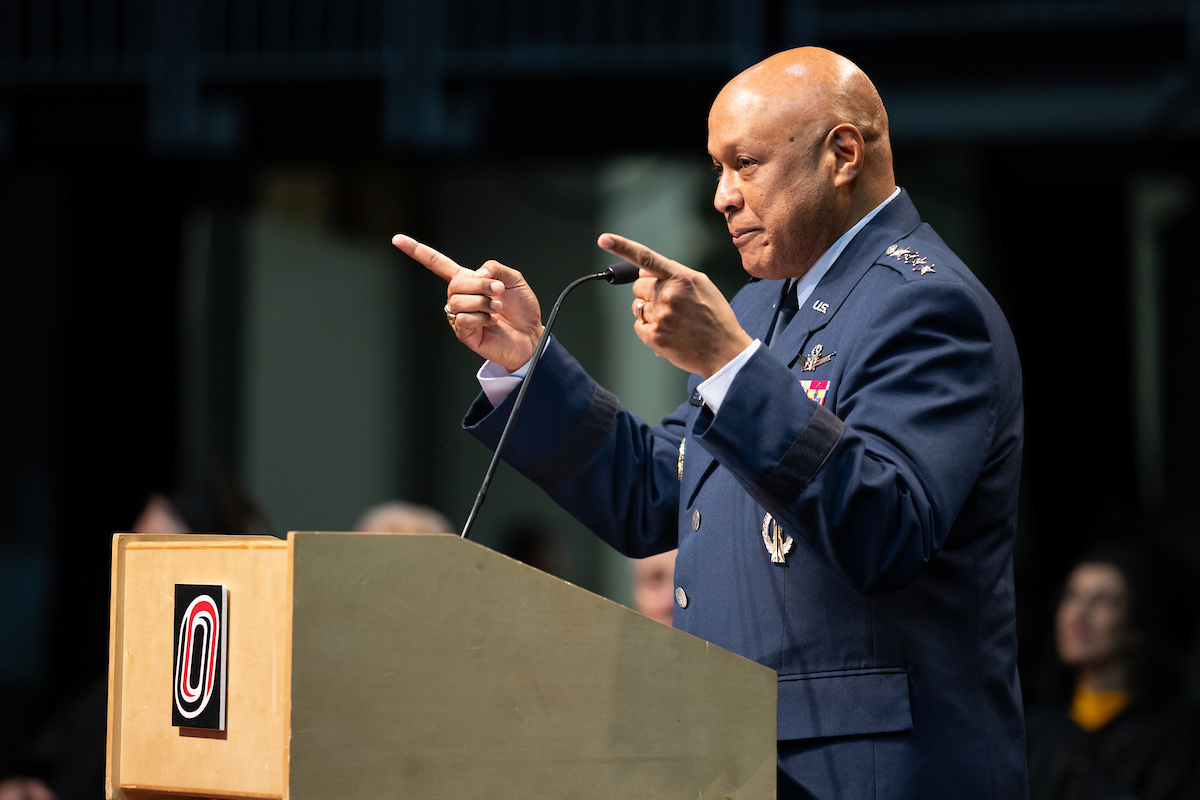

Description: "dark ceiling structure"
1 0 1196 159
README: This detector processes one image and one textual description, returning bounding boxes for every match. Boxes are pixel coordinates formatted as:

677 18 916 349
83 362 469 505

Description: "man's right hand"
393 235 544 372
598 232 752 379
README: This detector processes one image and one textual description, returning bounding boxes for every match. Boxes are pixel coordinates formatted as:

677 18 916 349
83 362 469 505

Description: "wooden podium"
106 531 777 799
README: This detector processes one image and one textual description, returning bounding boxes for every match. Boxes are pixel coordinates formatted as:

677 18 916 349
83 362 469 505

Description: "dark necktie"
768 282 798 348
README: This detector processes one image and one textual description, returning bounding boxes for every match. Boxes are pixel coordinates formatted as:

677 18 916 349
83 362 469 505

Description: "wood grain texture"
107 534 290 800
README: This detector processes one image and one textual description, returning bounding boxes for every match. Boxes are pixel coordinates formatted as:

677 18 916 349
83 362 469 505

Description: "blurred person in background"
1026 540 1200 800
353 500 453 535
0 457 268 800
132 458 271 537
632 549 677 626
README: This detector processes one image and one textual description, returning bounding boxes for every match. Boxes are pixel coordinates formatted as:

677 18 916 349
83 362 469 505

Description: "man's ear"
828 123 865 187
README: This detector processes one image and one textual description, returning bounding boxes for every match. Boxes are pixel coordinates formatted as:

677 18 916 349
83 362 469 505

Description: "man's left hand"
599 233 752 379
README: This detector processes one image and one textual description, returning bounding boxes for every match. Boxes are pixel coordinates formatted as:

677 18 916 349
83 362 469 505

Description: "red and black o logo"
172 584 228 730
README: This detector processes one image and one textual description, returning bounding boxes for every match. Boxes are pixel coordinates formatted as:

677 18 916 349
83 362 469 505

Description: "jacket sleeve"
463 336 689 558
693 276 1004 594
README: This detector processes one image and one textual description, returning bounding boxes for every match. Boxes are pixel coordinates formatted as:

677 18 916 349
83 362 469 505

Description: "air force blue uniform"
464 190 1028 799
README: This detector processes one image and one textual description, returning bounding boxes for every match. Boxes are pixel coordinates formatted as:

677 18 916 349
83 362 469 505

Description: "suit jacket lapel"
680 190 922 504
771 190 924 364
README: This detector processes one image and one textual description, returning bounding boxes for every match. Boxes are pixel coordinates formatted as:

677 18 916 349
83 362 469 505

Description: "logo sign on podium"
171 584 228 730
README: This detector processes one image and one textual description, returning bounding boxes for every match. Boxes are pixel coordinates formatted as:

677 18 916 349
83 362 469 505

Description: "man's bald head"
707 48 896 279
719 47 893 185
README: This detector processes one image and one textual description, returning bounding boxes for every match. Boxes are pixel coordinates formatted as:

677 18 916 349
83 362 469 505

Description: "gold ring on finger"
444 303 456 325
634 299 646 323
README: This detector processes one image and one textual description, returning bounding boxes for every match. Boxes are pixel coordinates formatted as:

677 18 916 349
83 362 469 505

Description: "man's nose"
714 174 743 214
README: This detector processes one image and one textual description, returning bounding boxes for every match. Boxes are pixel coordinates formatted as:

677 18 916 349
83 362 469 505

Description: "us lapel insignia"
677 438 686 481
801 344 836 372
761 513 794 564
885 243 935 275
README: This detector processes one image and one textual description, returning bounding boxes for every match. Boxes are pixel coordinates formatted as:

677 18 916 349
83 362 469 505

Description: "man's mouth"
731 227 762 245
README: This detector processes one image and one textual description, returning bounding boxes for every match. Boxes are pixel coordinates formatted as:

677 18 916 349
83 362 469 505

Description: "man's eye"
739 158 756 169
710 162 723 175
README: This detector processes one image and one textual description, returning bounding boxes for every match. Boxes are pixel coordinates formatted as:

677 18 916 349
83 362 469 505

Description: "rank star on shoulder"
885 243 935 275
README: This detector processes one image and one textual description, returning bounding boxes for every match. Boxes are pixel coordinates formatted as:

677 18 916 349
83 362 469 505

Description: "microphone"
601 262 640 285
459 262 637 540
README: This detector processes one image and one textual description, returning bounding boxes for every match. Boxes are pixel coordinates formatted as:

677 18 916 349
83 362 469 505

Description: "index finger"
597 233 681 279
392 234 468 283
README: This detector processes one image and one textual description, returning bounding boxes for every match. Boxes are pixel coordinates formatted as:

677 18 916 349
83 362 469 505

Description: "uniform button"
691 509 701 531
675 586 688 608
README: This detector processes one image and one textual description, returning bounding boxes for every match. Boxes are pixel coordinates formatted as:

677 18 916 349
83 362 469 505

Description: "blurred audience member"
129 492 188 534
632 549 677 626
133 457 271 536
353 500 453 534
0 457 268 800
1026 541 1200 800
0 778 55 800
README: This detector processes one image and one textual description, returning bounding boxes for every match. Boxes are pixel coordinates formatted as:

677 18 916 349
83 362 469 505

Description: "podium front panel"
107 534 290 800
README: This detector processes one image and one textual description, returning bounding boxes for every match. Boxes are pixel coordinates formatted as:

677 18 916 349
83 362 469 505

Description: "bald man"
395 47 1027 800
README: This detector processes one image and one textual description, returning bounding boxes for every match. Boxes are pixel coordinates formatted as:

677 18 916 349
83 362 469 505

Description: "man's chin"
740 255 804 282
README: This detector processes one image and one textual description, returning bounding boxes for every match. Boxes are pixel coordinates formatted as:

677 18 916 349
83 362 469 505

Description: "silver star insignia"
887 244 936 275
762 513 794 564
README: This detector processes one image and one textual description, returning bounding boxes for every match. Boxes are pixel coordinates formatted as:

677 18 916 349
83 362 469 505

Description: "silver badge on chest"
761 513 794 564
801 344 836 372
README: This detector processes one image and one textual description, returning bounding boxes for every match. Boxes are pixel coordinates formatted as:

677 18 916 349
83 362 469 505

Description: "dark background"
3 0 1200 790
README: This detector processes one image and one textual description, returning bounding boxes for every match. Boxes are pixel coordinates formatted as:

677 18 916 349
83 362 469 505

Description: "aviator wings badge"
802 344 836 372
762 513 794 564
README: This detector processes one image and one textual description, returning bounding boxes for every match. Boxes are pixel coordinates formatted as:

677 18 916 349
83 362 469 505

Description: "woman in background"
1026 541 1200 800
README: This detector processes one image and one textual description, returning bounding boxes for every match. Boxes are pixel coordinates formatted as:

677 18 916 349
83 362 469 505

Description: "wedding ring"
634 299 646 322
444 303 456 325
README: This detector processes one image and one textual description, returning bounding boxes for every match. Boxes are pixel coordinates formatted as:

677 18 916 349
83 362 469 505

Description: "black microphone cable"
460 262 640 540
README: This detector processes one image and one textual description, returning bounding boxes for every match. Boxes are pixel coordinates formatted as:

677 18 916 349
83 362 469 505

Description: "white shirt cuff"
478 357 532 407
696 339 761 414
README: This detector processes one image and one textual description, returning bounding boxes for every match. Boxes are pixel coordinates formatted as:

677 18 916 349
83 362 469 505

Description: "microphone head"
602 262 640 285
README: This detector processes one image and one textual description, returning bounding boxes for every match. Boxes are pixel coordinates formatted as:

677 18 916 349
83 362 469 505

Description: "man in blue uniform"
394 46 1027 800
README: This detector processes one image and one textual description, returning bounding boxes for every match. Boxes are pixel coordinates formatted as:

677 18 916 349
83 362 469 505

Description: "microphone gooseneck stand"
459 262 639 540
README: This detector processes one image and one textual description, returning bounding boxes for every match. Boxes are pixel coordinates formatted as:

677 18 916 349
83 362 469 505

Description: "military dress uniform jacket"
463 190 1028 800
